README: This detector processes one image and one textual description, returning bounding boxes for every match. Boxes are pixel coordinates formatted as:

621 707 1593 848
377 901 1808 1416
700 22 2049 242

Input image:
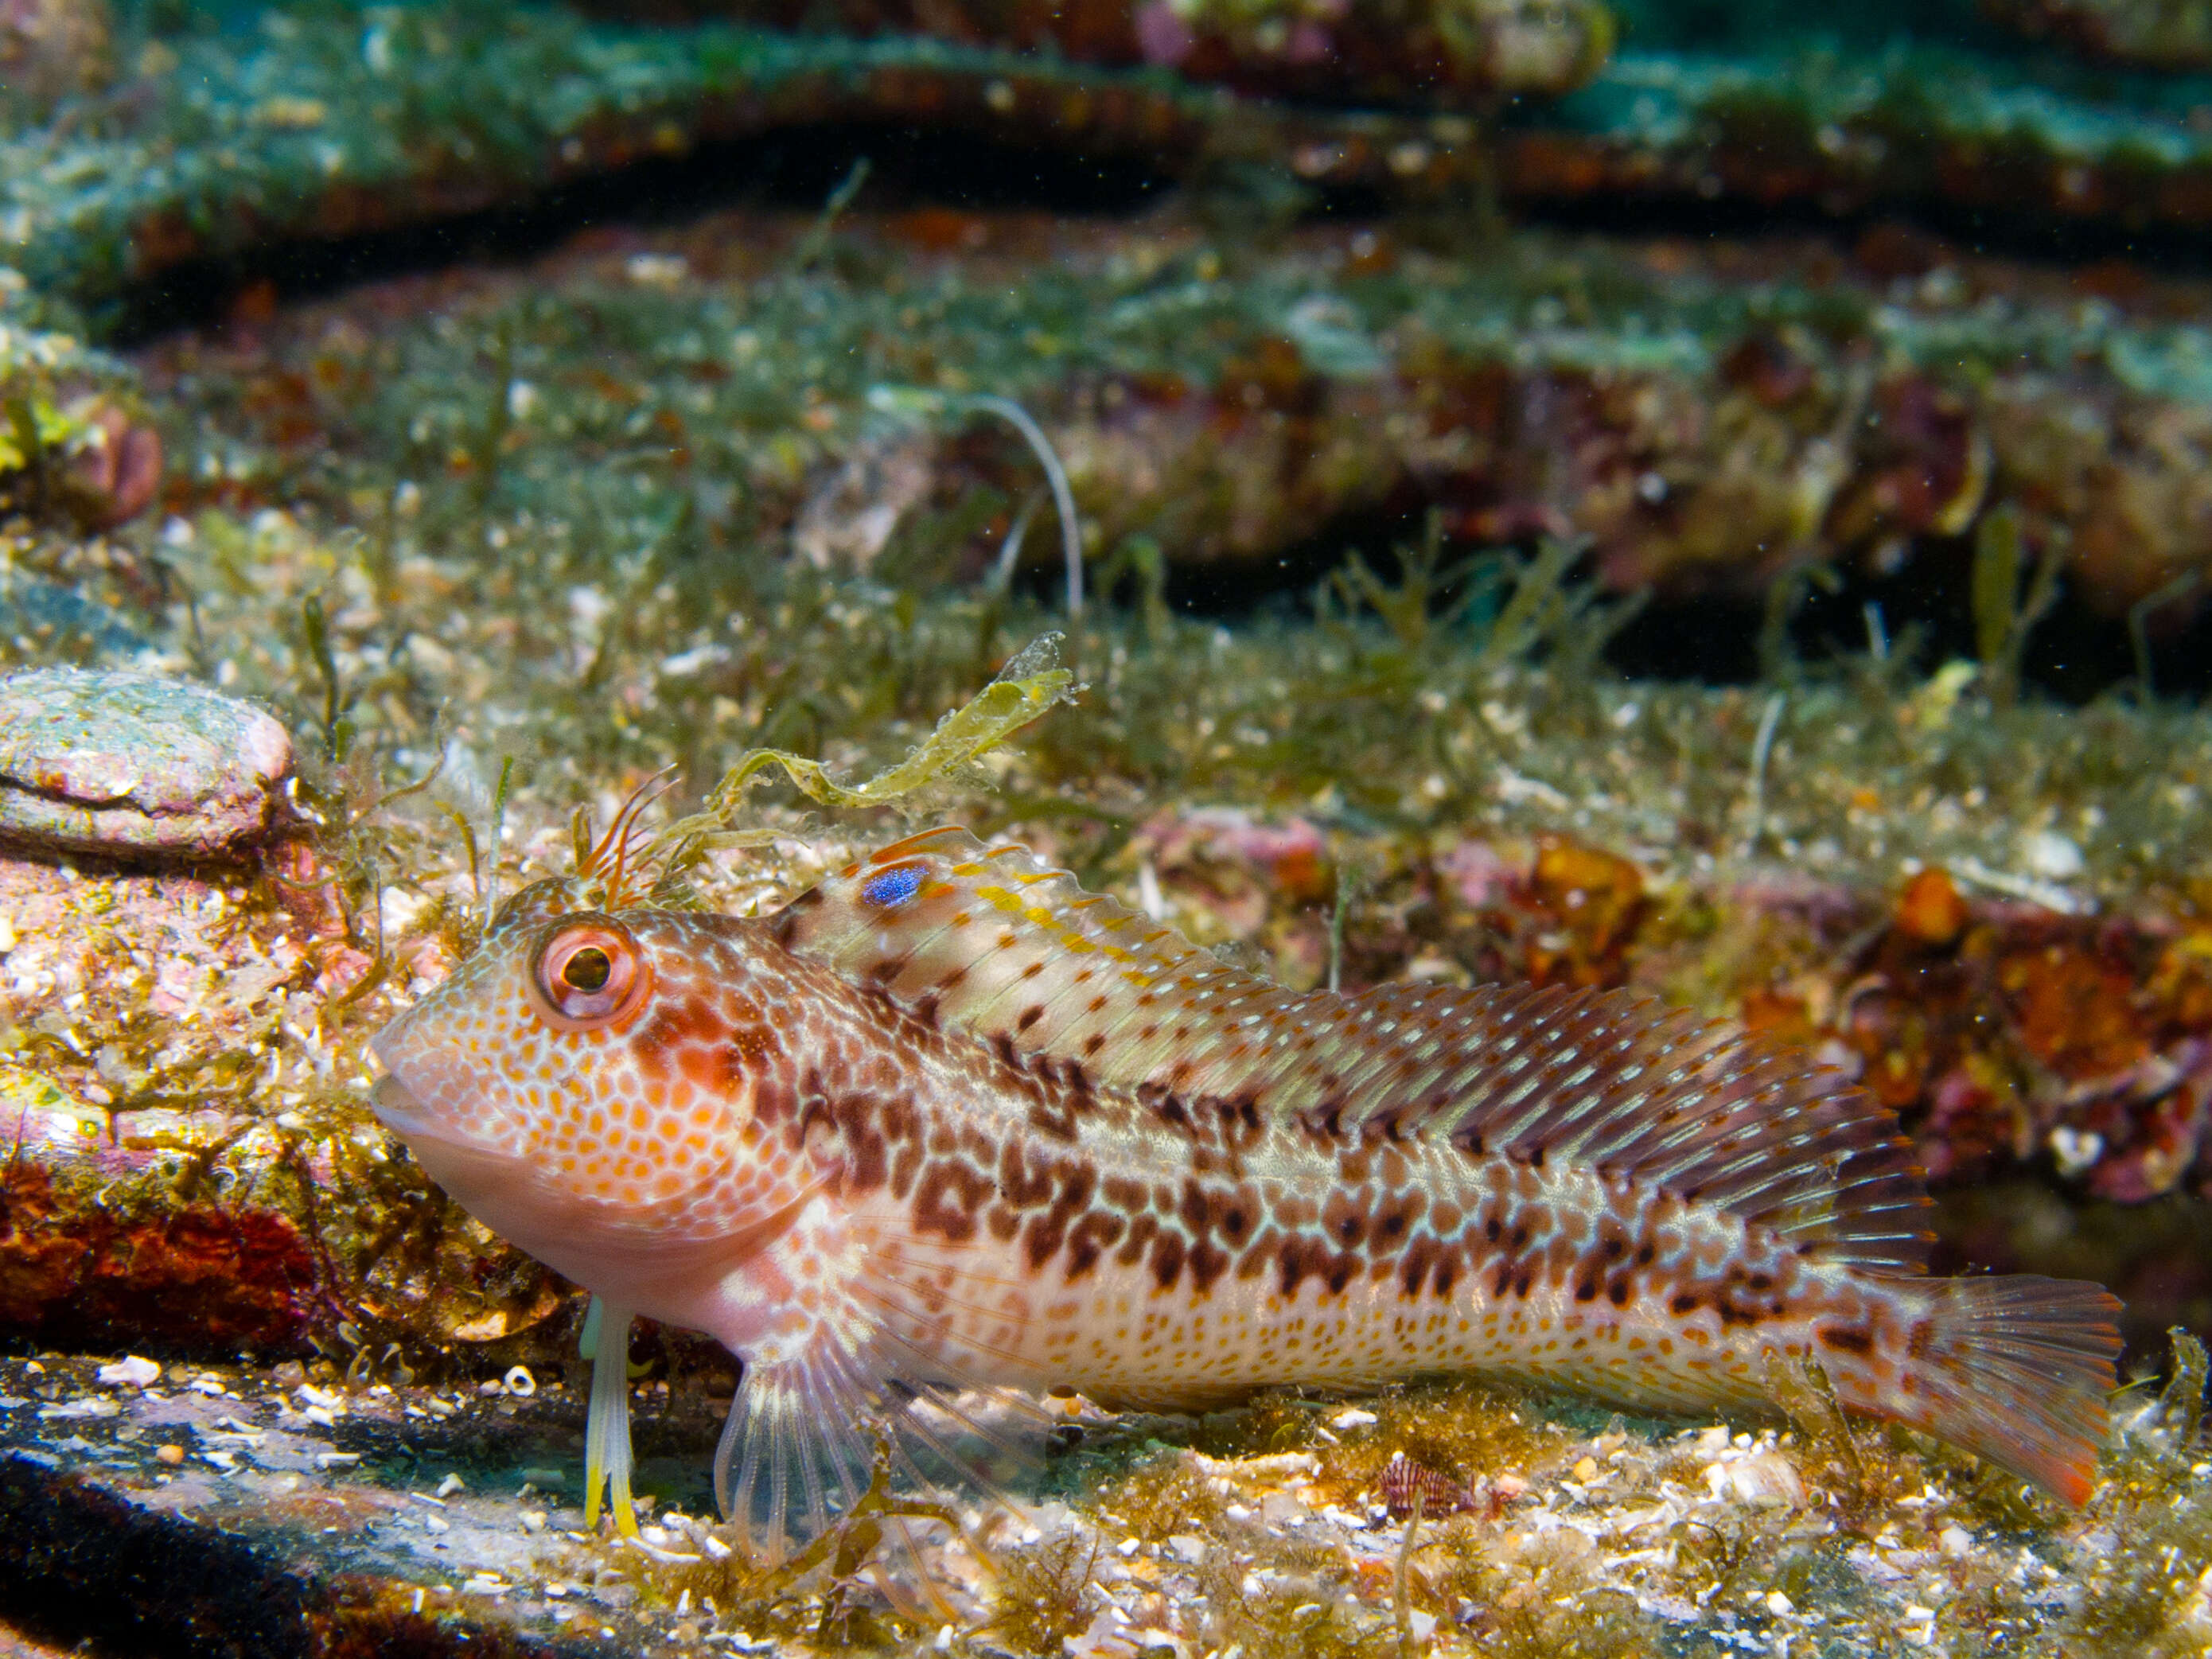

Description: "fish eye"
532 921 649 1027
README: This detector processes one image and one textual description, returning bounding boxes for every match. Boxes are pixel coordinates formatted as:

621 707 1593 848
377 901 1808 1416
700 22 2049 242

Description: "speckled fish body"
371 827 2121 1548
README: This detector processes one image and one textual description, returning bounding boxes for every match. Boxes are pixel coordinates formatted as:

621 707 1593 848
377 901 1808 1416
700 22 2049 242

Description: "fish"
1379 1450 1482 1520
369 820 2123 1557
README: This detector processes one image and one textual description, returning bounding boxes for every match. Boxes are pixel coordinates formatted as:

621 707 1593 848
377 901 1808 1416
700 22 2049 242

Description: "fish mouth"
367 1016 467 1146
369 1073 437 1138
370 1072 517 1182
370 1073 485 1153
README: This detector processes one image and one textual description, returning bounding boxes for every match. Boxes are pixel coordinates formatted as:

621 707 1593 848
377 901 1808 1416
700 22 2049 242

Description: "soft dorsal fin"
770 828 1931 1273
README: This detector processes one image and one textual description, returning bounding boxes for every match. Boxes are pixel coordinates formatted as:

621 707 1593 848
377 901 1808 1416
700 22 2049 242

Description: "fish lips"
367 1022 496 1155
368 1072 441 1142
367 1067 542 1221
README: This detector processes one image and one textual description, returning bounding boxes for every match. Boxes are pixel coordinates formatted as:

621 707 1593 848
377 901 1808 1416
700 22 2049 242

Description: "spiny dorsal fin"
771 828 1931 1273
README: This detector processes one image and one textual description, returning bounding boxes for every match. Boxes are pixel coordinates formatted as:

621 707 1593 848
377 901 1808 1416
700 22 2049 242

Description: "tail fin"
1910 1275 2122 1505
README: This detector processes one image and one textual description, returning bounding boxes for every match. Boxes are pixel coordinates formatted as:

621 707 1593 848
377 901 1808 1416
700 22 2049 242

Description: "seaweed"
866 387 1086 617
653 631 1077 849
2054 1330 2212 1657
1971 503 2065 710
976 1527 1100 1656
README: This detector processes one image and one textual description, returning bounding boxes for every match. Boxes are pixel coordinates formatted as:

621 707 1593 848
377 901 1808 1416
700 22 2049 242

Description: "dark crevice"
0 1450 584 1659
100 92 2212 342
106 120 1175 344
1150 500 2212 703
1930 1180 2212 1362
1505 186 2212 285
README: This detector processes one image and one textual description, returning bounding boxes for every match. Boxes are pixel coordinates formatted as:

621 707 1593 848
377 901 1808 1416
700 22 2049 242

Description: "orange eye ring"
531 919 652 1029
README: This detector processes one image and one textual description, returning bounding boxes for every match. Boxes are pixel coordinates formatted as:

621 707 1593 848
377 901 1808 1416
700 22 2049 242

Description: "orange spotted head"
369 878 818 1289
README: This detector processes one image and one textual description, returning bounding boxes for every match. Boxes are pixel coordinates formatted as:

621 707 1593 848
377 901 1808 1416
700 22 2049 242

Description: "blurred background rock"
0 0 113 128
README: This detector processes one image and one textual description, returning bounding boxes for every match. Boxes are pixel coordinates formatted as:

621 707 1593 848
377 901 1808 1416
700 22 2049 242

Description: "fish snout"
366 1014 510 1153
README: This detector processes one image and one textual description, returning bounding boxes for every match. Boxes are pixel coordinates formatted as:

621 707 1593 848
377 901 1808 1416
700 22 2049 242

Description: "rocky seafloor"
0 508 2208 1654
6 0 2212 1651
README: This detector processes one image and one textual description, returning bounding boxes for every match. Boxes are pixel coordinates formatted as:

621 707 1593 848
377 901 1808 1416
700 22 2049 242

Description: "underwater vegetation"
92 201 2212 662
0 269 154 530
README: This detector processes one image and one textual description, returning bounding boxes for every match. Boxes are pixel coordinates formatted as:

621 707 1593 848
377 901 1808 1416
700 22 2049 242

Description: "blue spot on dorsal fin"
861 863 926 908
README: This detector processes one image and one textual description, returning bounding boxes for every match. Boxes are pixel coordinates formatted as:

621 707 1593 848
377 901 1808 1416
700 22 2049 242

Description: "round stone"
0 666 293 859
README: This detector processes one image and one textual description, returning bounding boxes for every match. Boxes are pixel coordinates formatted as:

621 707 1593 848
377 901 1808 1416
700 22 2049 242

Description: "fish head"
370 878 810 1271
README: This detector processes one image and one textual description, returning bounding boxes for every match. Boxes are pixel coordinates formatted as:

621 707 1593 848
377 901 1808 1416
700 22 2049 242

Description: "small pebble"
2023 830 2085 881
96 1356 161 1388
154 1443 185 1466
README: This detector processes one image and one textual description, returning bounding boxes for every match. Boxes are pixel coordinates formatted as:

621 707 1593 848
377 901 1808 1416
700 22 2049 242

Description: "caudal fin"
1910 1275 2122 1505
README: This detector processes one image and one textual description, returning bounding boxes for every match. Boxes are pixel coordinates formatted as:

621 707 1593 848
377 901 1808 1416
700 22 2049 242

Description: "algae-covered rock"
0 0 111 126
1983 0 2212 68
0 270 155 532
0 668 294 860
596 0 1616 104
15 1 2212 321
169 206 2212 620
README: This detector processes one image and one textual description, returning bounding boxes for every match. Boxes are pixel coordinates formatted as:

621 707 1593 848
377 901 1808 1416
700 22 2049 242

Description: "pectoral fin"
711 1298 1048 1613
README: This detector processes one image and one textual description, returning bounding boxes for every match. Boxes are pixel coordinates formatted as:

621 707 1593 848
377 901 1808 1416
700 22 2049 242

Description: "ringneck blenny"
371 820 2121 1555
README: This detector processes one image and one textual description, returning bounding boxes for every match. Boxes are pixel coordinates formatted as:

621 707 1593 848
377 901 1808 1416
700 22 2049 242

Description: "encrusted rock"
1982 0 2212 68
0 668 292 859
0 0 111 121
582 0 1614 103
